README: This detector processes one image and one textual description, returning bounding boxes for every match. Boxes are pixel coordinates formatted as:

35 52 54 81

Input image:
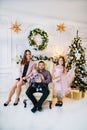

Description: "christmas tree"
67 30 87 91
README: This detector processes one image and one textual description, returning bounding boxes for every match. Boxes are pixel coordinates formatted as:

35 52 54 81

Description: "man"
26 61 52 113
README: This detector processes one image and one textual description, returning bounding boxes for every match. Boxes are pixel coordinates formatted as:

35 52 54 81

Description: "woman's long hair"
57 56 65 67
21 49 31 65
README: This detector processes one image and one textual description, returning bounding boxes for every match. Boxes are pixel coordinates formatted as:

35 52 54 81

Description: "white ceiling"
0 0 87 24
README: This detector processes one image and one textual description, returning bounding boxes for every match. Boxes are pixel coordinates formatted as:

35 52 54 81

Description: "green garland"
32 55 58 64
16 55 58 64
28 28 48 51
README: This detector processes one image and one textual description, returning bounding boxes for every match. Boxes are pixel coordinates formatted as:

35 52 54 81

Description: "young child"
53 56 75 106
29 67 44 92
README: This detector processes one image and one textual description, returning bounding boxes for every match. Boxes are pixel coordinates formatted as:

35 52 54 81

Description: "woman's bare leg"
14 81 25 103
5 80 19 104
58 96 62 102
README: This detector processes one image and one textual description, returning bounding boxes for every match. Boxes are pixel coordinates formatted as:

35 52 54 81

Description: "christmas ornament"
10 21 21 33
75 51 81 60
57 23 65 32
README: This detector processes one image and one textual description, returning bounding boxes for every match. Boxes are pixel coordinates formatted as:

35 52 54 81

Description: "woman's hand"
53 74 60 80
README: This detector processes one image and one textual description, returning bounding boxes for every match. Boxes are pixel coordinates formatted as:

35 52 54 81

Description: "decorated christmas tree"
67 30 87 91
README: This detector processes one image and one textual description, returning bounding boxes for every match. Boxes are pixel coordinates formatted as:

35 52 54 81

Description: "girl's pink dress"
53 65 75 98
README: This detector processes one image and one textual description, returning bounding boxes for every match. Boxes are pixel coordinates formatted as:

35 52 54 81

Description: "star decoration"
57 23 66 32
10 21 21 33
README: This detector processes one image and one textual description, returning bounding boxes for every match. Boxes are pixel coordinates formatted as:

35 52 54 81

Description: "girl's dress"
53 65 75 98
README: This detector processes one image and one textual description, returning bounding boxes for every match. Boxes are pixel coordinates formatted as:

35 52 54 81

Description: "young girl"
53 56 75 106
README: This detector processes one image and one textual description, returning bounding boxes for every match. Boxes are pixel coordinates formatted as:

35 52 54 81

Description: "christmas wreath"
28 28 48 50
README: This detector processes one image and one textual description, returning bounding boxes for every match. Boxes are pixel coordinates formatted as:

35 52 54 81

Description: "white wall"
0 0 87 93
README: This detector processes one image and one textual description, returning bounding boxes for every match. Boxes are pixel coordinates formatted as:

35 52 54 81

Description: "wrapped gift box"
82 91 87 98
71 89 82 100
66 92 73 98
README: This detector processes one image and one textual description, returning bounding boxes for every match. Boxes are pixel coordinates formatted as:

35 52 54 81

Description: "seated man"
26 61 52 113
